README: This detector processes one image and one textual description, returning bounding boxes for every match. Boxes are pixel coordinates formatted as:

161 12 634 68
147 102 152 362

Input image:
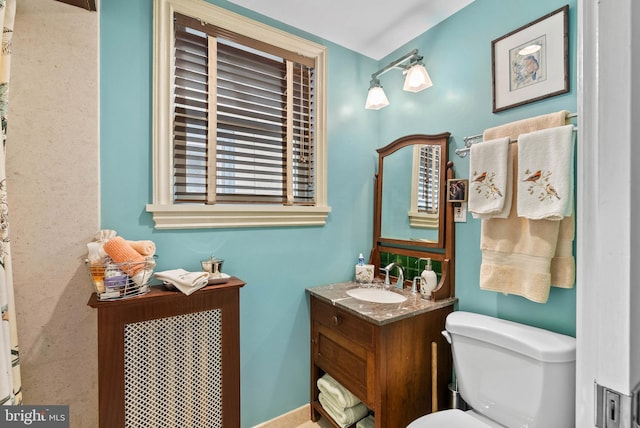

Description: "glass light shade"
365 86 390 110
518 44 541 55
403 63 433 92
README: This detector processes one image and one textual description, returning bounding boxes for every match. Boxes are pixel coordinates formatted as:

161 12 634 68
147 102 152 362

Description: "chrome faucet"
381 262 404 289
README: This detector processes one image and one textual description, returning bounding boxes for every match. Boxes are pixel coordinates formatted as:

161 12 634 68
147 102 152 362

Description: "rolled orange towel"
103 237 145 276
127 240 156 257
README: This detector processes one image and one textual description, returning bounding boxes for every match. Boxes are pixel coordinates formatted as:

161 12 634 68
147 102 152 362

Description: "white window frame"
146 0 330 229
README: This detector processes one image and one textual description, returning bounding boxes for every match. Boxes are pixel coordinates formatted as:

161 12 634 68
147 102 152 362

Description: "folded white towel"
154 269 209 296
356 414 374 428
317 374 361 408
468 137 512 219
517 125 574 220
318 393 369 428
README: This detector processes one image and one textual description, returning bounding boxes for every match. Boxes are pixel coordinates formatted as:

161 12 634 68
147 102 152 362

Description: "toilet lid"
407 409 493 428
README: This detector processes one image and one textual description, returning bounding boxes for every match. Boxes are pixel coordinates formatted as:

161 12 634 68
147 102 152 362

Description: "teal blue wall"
100 0 576 425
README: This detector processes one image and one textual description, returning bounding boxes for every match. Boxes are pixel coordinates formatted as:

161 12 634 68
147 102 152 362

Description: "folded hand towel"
317 374 361 408
468 137 511 218
517 125 575 220
127 240 156 257
103 237 145 276
154 269 209 296
318 393 369 428
356 415 374 428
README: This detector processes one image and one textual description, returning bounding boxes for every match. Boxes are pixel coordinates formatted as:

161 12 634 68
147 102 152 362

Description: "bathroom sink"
346 288 407 304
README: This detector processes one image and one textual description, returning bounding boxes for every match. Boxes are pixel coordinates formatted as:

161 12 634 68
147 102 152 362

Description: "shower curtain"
0 0 21 406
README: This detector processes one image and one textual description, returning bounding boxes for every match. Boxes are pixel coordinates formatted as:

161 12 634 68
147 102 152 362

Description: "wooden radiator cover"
89 278 245 428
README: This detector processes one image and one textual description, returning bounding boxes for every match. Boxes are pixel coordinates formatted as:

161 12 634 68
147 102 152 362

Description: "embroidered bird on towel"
522 170 542 182
473 171 487 182
489 183 503 197
472 171 503 199
545 183 560 200
522 169 560 201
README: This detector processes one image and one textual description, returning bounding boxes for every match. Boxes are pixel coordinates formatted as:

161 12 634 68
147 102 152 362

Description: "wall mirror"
376 134 449 249
371 133 455 301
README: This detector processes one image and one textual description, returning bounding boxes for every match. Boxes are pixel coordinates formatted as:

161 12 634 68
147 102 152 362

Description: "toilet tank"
446 312 576 428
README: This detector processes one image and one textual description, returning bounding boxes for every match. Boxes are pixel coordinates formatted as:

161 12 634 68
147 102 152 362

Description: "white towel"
154 269 209 296
517 125 574 220
468 137 512 219
356 415 374 428
317 374 361 408
318 393 369 428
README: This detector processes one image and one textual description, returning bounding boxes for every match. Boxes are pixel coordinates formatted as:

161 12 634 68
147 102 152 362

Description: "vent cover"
124 309 224 427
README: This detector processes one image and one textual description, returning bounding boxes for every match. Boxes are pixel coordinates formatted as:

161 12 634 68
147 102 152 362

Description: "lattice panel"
124 309 224 427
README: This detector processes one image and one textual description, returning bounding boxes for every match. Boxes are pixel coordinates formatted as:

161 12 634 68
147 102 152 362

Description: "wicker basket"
86 257 153 301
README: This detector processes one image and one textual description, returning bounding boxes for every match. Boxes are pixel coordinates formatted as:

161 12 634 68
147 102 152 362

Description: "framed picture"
491 5 569 113
447 179 468 203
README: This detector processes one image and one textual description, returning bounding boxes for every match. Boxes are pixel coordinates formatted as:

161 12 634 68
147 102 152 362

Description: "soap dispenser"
418 258 438 299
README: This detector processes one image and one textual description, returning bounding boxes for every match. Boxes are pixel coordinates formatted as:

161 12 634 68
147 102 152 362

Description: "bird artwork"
472 171 502 199
522 169 542 182
473 171 487 182
489 183 503 198
544 183 560 200
522 169 560 201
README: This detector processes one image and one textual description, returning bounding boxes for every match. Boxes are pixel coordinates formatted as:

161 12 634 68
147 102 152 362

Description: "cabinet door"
311 299 376 408
313 321 375 408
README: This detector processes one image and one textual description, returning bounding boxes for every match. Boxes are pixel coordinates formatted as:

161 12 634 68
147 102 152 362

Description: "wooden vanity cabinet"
310 296 453 428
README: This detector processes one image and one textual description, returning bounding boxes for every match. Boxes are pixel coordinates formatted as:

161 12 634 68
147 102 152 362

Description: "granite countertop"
307 281 457 325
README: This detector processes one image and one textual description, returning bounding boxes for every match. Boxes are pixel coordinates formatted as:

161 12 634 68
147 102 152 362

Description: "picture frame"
447 179 468 203
491 5 569 113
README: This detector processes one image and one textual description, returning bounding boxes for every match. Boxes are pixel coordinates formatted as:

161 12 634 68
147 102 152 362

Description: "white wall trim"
577 0 639 426
576 0 598 424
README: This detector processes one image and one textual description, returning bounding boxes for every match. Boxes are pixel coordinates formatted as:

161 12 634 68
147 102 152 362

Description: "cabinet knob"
332 315 342 326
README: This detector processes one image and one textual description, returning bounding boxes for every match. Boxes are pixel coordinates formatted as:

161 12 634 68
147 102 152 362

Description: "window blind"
417 145 440 213
173 13 315 205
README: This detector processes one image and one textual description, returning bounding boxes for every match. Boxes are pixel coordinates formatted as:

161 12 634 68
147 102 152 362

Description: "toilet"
408 311 576 428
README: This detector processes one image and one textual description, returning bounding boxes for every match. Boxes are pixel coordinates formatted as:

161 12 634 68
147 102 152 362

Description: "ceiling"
53 0 474 60
227 0 475 60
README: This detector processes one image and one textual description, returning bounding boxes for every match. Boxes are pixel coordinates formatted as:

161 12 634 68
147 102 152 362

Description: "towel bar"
456 112 578 158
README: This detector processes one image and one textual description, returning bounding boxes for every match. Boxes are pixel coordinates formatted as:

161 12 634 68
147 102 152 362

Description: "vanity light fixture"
365 49 433 110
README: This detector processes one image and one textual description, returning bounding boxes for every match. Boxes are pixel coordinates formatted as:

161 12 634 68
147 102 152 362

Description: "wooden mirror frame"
370 133 456 301
376 134 449 248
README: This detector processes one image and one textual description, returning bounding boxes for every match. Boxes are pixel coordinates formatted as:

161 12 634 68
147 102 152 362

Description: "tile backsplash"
380 251 442 282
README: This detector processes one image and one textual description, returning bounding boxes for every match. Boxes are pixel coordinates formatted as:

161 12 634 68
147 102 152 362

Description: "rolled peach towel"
127 240 156 257
103 237 145 276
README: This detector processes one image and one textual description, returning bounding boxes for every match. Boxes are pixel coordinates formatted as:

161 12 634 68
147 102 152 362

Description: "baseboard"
253 404 310 428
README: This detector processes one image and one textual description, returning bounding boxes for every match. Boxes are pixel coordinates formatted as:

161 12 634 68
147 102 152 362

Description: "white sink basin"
346 288 407 304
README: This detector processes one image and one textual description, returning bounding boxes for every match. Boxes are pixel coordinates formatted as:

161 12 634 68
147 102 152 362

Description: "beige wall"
7 1 99 426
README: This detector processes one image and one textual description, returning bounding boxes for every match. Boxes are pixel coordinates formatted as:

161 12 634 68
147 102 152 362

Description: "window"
408 144 440 228
147 0 330 229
